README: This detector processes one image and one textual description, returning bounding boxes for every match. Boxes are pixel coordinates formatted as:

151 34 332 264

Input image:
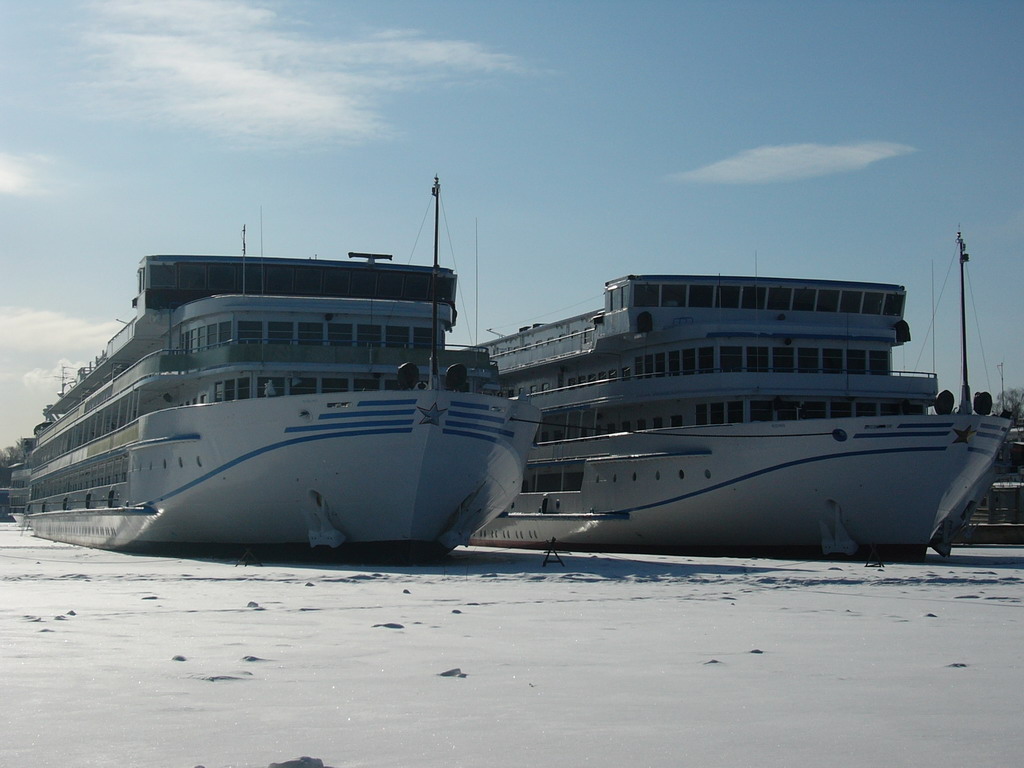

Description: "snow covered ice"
3 524 1024 768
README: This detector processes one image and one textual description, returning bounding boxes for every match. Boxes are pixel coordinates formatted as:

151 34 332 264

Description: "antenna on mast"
430 176 441 389
241 224 247 295
956 230 972 414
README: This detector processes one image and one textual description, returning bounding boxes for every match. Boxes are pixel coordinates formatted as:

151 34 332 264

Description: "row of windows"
615 282 904 316
510 345 893 398
214 374 403 402
32 392 141 467
632 345 890 378
535 398 923 442
146 262 454 302
30 455 128 502
181 320 433 352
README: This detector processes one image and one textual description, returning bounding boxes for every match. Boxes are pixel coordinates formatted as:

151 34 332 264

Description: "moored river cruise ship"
24 243 539 561
471 272 1009 560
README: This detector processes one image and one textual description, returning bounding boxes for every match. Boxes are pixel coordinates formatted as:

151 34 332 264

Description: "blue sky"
1 0 1022 448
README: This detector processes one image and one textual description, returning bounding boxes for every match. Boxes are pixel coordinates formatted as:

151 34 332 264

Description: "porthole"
612 474 617 482
632 472 637 481
704 469 711 479
655 471 661 480
163 459 167 469
678 469 685 480
196 456 202 467
178 457 184 468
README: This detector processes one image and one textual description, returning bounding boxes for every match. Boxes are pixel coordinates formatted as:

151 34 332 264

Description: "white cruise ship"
471 270 1008 560
24 189 539 561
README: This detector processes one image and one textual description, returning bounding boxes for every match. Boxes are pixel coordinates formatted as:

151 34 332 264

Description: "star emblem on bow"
952 425 976 444
417 402 447 426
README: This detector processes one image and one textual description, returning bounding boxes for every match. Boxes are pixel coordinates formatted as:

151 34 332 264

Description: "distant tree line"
1 443 27 468
998 387 1024 425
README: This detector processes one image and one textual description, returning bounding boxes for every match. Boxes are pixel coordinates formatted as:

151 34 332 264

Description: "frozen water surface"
2 525 1023 768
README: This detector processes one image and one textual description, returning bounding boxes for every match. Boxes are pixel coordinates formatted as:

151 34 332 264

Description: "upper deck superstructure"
472 271 1007 560
25 240 539 559
486 273 931 441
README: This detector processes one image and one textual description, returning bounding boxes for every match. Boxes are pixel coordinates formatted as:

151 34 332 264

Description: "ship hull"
472 414 1008 560
27 390 537 561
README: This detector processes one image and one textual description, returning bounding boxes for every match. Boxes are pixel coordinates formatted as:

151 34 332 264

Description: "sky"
1 0 1022 449
5 530 1024 767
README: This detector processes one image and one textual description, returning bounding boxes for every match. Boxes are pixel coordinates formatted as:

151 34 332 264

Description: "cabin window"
816 289 839 312
822 348 843 374
856 402 878 417
258 377 285 397
716 285 741 308
328 323 353 346
404 274 430 300
797 348 818 374
767 287 792 311
266 266 293 293
776 401 799 420
689 284 714 307
357 324 382 347
792 288 816 312
242 264 264 293
354 378 378 391
727 401 743 423
386 326 410 347
149 263 176 288
747 346 769 372
377 273 404 299
299 322 324 344
323 270 350 296
698 347 714 373
236 377 251 399
709 402 725 424
238 321 262 343
831 401 852 418
682 349 696 375
413 327 431 348
178 264 206 290
847 349 866 374
321 377 348 393
720 346 742 372
633 284 659 307
291 378 317 395
750 400 773 421
662 284 686 307
773 347 794 373
668 350 680 375
838 290 862 312
802 401 826 419
208 264 236 291
869 351 889 375
350 272 375 297
883 293 904 316
862 292 883 314
294 268 323 294
268 321 293 344
741 285 767 309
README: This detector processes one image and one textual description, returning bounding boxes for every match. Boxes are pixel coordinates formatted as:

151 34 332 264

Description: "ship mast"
957 230 972 414
430 176 441 389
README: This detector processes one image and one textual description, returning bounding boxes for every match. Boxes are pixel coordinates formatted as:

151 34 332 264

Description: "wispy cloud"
671 142 916 184
0 153 52 196
0 308 120 358
80 0 525 146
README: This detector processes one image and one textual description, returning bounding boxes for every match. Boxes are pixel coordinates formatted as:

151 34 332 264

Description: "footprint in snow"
704 659 722 665
373 623 404 629
947 663 969 668
242 655 269 662
438 668 467 678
